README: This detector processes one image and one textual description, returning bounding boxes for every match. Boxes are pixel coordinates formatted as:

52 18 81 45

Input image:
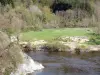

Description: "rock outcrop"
0 31 44 75
10 53 44 75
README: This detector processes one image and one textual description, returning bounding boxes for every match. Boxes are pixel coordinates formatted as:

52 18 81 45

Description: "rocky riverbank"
0 31 44 75
19 36 100 53
10 53 44 75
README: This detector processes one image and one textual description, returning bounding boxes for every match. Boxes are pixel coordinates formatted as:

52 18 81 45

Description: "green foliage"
89 34 100 45
0 0 97 30
4 67 13 75
0 32 23 74
2 44 23 75
0 0 33 7
44 41 70 52
0 4 44 32
77 44 88 50
0 0 95 15
75 47 80 54
41 6 60 28
32 0 54 6
8 44 23 67
0 0 100 41
0 0 14 7
14 5 43 31
4 28 16 35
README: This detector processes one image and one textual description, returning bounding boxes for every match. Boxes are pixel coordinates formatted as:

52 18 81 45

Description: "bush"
75 48 80 55
89 35 100 45
0 4 45 32
14 5 43 31
43 41 70 52
0 5 25 35
41 6 60 28
33 0 54 6
0 31 23 75
78 44 88 50
54 36 73 42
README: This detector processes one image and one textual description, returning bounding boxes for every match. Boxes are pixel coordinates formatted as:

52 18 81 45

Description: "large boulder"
10 53 44 75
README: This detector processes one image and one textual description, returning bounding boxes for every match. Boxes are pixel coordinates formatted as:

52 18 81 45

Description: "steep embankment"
0 31 44 75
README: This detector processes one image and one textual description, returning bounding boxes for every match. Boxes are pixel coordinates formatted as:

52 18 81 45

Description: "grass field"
21 28 92 41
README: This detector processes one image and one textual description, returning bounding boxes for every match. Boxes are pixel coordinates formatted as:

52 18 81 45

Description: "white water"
10 53 44 75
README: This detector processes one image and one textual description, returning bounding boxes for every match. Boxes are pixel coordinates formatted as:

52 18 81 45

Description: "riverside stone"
10 53 44 75
61 36 89 43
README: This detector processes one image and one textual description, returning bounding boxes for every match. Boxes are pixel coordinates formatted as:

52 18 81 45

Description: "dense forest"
0 0 99 33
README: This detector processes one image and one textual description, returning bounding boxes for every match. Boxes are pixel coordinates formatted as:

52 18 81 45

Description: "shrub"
75 48 80 55
0 5 25 35
33 0 54 6
41 6 60 28
78 44 88 50
89 35 100 45
55 8 92 28
3 44 23 75
0 31 10 50
23 43 34 52
0 4 45 32
0 31 23 75
43 41 70 52
54 36 73 42
42 6 57 22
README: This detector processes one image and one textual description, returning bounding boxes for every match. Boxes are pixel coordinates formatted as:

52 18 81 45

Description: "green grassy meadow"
21 28 92 41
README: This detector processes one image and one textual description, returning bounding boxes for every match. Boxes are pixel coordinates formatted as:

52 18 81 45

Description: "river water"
27 51 100 75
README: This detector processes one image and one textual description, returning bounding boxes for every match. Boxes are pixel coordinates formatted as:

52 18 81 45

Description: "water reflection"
27 51 100 75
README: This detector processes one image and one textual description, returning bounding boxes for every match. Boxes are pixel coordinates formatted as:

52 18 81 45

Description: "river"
27 51 100 75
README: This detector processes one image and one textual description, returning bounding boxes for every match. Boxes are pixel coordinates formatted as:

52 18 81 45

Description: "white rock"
10 53 44 75
19 42 28 45
10 36 18 42
32 40 47 45
88 46 100 51
61 36 89 43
